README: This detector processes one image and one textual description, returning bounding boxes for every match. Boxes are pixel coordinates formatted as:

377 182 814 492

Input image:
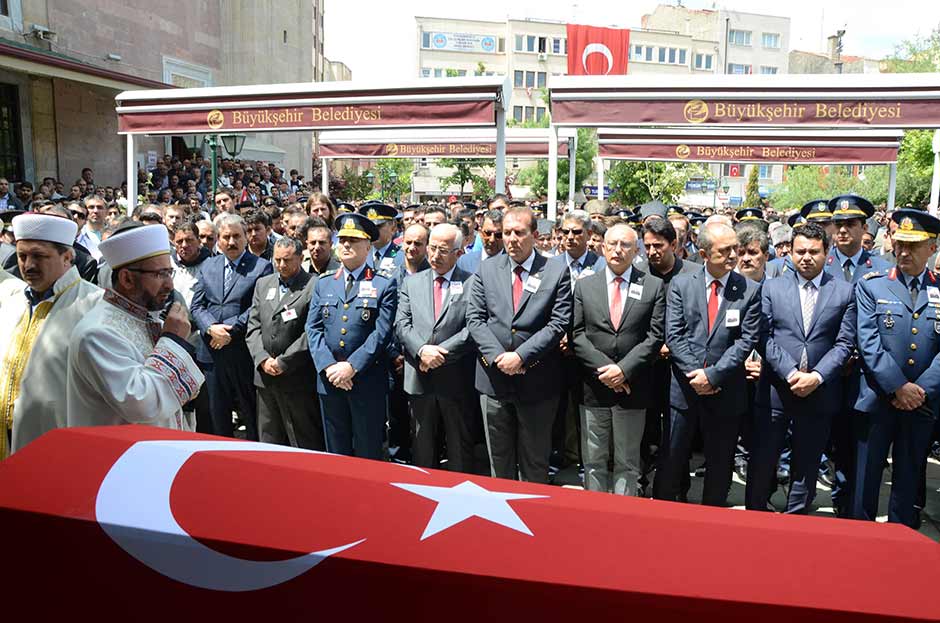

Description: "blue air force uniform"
306 213 398 460
854 209 940 528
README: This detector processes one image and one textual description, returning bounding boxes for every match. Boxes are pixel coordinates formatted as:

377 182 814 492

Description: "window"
421 32 431 49
761 32 781 49
760 65 778 75
421 68 431 78
514 70 524 87
633 44 642 59
527 35 536 52
729 29 751 46
536 107 546 122
537 71 546 88
645 46 653 62
524 106 534 122
758 164 772 178
498 37 505 53
678 49 687 65
722 163 744 177
538 37 547 54
515 35 524 51
552 38 566 54
513 106 523 123
693 53 713 70
525 71 535 88
658 47 666 63
433 68 443 78
668 48 676 64
419 157 429 169
0 84 23 182
727 63 752 74
455 69 467 77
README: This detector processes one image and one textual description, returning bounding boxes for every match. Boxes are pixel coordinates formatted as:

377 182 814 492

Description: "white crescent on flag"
582 43 614 74
94 440 367 592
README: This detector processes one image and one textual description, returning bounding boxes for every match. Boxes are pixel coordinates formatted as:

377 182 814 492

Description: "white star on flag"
391 480 548 540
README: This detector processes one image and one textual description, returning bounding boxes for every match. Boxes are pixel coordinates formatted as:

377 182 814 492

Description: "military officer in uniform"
359 202 401 273
306 213 397 460
854 209 940 528
801 199 836 239
820 194 893 516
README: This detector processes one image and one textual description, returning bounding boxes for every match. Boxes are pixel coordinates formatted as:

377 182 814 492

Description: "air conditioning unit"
537 52 548 61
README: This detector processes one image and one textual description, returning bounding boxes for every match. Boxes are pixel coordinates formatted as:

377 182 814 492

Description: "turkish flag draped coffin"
566 24 631 75
2 427 939 622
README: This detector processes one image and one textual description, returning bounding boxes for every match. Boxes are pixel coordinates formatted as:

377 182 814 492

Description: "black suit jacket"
573 266 666 408
466 251 572 402
245 271 316 389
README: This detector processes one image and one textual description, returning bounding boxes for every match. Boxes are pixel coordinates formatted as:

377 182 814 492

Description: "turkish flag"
2 426 940 622
567 24 631 75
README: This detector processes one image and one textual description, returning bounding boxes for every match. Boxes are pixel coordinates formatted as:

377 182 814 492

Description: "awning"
0 39 169 91
318 128 574 159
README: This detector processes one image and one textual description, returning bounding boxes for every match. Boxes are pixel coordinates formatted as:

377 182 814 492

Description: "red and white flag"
566 24 631 75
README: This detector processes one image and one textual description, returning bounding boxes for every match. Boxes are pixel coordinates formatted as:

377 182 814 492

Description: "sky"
324 0 940 81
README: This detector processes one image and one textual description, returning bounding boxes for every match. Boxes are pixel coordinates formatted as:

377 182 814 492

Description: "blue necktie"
224 261 235 290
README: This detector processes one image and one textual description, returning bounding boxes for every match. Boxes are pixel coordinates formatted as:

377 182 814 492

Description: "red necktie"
512 265 525 311
707 279 721 331
433 276 445 319
609 276 624 328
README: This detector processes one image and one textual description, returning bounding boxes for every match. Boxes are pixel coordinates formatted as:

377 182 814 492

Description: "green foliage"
339 167 373 202
744 165 761 207
606 161 713 206
515 128 597 200
366 159 414 203
438 158 492 200
884 25 940 73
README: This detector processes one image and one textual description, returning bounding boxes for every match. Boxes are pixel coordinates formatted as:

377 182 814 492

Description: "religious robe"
0 266 102 458
67 289 204 430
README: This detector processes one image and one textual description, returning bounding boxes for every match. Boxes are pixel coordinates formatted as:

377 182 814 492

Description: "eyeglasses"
427 245 456 255
70 211 87 219
560 228 584 236
127 268 175 280
483 230 503 239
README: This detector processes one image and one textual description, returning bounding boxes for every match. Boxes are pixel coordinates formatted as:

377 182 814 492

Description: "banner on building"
566 24 630 76
598 142 899 164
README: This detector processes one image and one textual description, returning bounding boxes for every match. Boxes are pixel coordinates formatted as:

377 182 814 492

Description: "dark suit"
466 251 572 483
746 271 856 513
191 251 273 439
395 266 476 471
659 268 762 505
821 247 892 515
246 270 324 450
572 265 666 494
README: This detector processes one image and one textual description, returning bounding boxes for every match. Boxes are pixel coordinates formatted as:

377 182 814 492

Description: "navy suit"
659 268 762 506
306 263 397 460
854 268 940 527
746 271 856 513
191 251 273 439
821 247 892 515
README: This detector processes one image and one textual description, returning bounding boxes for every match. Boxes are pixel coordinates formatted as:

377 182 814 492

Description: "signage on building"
428 32 498 54
320 142 568 159
582 185 612 197
598 142 898 164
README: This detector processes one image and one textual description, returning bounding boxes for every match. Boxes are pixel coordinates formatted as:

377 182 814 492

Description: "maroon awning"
319 141 568 158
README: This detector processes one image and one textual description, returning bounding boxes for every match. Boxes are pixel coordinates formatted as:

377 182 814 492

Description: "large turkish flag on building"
566 24 631 75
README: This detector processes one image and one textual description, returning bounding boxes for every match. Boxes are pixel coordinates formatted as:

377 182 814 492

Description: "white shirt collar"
797 271 824 289
565 249 587 268
704 267 731 290
606 265 632 284
434 266 456 282
512 250 536 274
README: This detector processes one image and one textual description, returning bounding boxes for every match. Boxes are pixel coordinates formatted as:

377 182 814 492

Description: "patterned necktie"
799 281 817 372
224 261 235 290
609 277 624 328
512 265 525 311
707 279 721 331
910 276 920 307
433 276 446 319
843 258 853 281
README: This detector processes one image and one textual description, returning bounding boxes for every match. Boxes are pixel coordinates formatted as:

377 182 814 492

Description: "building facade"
0 0 337 189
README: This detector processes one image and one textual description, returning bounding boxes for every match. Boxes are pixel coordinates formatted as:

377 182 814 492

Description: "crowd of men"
2 157 940 532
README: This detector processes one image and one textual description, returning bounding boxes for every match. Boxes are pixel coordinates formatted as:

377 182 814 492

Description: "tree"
366 158 414 203
339 168 373 202
606 161 713 206
744 165 761 207
311 155 346 198
515 128 598 200
884 25 940 73
438 158 492 199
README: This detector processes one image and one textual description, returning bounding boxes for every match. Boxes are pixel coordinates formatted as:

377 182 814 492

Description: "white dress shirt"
510 250 537 287
704 269 731 304
606 265 632 307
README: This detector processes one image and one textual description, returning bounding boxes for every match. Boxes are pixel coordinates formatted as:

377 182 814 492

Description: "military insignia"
866 258 872 267
935 320 940 335
884 311 895 329
839 199 850 211
361 309 371 321
322 306 330 318
342 219 356 231
367 208 378 219
816 203 827 213
900 217 915 232
863 271 883 280
827 255 834 265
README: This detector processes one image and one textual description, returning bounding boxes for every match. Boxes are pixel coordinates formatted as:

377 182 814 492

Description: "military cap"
335 201 355 214
532 202 547 217
865 217 881 239
357 203 397 223
891 209 940 243
787 212 807 229
800 199 832 221
638 200 668 221
735 207 764 222
606 206 633 219
667 205 685 216
335 212 379 242
829 194 875 221
536 218 554 237
462 201 478 212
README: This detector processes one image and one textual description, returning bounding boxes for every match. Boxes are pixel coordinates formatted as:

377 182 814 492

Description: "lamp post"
218 134 246 208
364 170 375 201
385 169 399 203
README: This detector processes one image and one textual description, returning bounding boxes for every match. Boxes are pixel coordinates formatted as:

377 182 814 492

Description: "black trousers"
409 392 475 472
484 395 559 484
257 384 325 451
660 402 741 506
205 350 258 440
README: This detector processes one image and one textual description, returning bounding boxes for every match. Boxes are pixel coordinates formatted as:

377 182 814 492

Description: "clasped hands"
325 362 355 391
597 363 630 394
686 368 720 396
419 345 448 372
892 382 926 411
207 324 232 349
